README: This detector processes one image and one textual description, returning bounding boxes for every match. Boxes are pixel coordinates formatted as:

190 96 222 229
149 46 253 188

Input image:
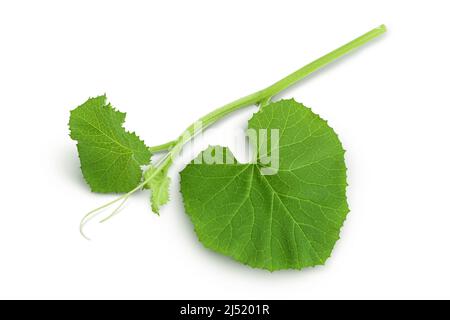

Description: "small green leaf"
180 99 349 271
144 165 171 214
69 95 151 193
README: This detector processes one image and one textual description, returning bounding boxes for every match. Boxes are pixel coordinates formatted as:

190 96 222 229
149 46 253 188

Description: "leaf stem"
148 140 177 153
154 25 387 176
262 24 387 98
148 25 386 151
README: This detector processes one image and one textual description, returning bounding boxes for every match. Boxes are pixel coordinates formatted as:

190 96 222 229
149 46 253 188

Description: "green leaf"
69 95 151 193
144 165 171 214
180 99 349 271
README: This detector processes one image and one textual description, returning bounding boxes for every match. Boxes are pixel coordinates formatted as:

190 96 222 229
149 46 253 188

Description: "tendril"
80 153 172 240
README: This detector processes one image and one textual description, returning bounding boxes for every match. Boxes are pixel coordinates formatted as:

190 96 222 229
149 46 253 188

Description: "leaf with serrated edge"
180 99 349 271
144 165 171 214
69 95 151 193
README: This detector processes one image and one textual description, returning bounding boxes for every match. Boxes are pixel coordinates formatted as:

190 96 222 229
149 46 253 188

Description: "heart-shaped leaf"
180 99 349 271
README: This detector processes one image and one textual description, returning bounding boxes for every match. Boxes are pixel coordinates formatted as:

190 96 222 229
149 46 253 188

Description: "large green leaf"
69 95 151 193
180 99 349 271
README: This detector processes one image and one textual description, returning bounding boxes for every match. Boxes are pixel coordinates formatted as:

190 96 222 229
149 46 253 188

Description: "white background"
0 0 449 300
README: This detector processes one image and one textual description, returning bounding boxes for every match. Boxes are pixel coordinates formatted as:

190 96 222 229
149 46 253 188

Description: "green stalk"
262 24 386 98
150 25 386 153
149 140 177 153
166 25 385 154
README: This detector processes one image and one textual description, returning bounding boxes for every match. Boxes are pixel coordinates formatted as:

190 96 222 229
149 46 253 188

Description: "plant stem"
160 25 386 156
262 24 386 98
148 25 386 153
149 140 177 153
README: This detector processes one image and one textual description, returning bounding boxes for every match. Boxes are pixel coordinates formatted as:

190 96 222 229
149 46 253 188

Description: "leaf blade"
69 95 151 193
180 99 349 271
144 165 171 214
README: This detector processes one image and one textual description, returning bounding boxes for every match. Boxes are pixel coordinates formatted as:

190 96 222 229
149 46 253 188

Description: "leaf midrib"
259 173 324 265
72 113 135 157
